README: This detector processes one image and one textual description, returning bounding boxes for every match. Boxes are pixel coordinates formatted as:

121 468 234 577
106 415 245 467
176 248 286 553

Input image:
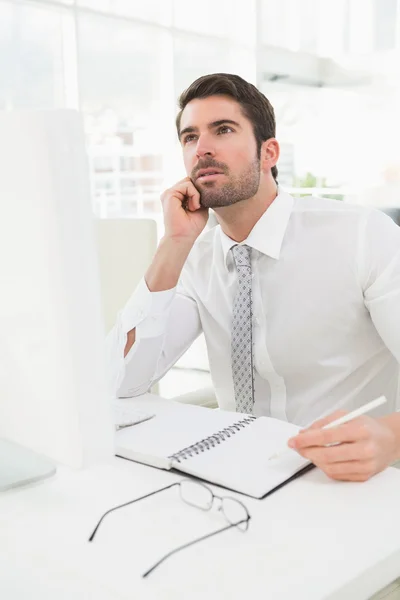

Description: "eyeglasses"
88 479 251 577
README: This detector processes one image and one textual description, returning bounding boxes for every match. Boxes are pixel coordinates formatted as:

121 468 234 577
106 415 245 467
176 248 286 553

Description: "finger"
162 180 201 210
175 181 201 210
296 440 374 464
320 459 378 481
331 473 372 482
322 469 374 482
289 418 370 449
187 195 200 212
166 189 189 212
300 410 348 432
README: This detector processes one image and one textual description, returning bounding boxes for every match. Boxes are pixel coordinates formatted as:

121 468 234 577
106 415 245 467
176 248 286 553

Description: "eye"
217 125 234 135
182 134 197 144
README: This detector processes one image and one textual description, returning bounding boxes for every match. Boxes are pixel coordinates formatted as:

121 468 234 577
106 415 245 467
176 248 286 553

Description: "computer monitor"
0 110 114 489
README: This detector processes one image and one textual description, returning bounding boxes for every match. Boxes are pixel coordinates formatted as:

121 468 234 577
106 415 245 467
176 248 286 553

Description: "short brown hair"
176 73 278 182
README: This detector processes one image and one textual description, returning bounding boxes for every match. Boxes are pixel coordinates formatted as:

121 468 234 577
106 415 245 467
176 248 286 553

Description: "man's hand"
288 410 398 482
144 177 209 294
161 177 209 242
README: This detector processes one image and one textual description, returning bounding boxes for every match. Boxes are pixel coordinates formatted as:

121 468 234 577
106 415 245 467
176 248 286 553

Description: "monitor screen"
0 110 114 471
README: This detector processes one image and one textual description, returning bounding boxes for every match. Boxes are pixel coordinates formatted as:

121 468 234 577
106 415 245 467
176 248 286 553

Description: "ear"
260 138 279 174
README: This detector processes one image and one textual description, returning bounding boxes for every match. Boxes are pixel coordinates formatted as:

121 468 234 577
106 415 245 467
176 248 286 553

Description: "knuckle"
161 187 174 201
359 422 371 438
364 441 377 459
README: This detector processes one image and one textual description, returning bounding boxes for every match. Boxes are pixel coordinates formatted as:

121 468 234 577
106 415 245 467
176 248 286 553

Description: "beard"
191 157 261 209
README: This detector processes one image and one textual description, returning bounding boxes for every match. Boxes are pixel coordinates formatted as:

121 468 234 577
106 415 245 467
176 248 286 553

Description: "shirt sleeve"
361 209 400 405
106 277 202 398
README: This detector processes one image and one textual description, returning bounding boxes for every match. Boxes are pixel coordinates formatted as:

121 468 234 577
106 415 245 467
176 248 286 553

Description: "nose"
196 134 216 159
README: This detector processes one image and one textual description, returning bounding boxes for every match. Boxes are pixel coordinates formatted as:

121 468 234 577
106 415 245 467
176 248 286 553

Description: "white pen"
268 395 388 461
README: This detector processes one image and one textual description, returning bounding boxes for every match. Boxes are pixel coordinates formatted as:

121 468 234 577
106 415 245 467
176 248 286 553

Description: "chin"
199 195 239 209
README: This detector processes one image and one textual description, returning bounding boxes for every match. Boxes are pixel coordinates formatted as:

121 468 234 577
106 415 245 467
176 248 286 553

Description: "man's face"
179 95 261 208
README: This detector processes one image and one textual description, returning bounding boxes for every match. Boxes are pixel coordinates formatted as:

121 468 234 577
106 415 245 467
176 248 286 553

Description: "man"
107 73 400 482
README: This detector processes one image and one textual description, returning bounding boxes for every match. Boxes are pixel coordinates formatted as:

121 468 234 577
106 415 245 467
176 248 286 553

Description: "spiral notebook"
115 400 311 499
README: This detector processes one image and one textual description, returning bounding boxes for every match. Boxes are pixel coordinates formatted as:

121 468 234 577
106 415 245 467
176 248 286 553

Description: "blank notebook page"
173 417 310 498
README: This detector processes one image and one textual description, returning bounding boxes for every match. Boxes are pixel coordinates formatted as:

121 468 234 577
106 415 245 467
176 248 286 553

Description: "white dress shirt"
107 189 400 426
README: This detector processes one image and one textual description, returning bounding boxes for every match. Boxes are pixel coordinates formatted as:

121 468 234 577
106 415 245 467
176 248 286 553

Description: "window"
77 0 172 25
173 0 256 45
173 34 256 98
77 14 172 216
0 2 65 109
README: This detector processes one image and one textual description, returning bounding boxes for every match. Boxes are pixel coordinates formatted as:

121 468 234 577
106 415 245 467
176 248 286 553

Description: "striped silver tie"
231 244 254 414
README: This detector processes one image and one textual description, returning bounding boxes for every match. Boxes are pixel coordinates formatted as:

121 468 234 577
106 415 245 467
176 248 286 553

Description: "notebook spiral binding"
168 415 257 463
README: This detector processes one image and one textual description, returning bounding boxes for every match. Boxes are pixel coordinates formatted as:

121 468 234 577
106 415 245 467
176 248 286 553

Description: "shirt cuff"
121 277 176 339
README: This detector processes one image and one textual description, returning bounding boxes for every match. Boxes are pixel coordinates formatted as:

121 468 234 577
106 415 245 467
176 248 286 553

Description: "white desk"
1 394 400 600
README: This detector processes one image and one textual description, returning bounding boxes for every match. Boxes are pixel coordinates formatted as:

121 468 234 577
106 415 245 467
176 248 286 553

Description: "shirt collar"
219 187 294 268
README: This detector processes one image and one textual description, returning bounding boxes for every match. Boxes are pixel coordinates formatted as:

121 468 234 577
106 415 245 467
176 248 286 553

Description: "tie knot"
232 244 252 269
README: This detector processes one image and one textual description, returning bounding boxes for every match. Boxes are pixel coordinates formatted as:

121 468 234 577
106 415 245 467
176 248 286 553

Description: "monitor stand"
0 439 56 492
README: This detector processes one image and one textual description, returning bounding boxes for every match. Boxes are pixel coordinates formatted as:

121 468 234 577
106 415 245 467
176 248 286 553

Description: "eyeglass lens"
179 480 248 529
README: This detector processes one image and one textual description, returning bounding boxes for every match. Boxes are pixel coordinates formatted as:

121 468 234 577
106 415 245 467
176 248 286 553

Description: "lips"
196 168 224 180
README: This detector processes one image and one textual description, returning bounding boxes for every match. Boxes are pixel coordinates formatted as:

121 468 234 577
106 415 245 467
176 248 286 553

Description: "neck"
214 179 278 242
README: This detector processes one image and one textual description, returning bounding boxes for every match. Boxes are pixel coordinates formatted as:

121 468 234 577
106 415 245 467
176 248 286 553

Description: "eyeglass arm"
88 482 179 542
142 517 250 578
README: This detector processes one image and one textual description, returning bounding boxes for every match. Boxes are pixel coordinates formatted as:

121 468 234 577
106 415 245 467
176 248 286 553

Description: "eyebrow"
179 119 241 140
